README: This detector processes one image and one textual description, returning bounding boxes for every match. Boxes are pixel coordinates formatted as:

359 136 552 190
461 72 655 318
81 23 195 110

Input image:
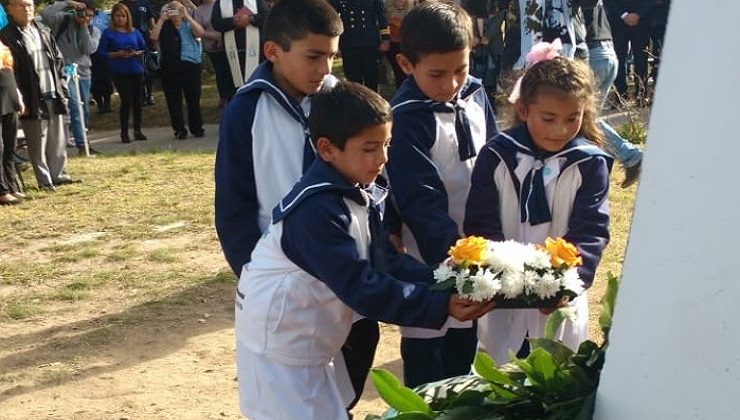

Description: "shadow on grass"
0 273 236 402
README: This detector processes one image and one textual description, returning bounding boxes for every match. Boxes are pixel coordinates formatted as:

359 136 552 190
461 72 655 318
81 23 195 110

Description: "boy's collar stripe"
278 182 333 213
242 78 305 122
391 98 433 111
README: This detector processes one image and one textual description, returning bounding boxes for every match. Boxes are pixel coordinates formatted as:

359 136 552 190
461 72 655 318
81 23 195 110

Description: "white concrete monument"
595 1 740 418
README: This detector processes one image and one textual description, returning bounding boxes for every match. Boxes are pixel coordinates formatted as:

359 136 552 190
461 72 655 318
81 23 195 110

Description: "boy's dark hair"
309 81 392 150
400 2 473 64
263 0 343 51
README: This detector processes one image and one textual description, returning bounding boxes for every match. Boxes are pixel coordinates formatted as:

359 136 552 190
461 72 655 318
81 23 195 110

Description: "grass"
0 150 229 320
0 149 638 351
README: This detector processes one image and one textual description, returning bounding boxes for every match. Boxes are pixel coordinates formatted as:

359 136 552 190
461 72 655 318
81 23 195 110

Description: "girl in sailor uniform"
464 48 612 364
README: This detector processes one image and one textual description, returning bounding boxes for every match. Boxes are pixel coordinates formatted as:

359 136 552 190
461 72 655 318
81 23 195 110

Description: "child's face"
318 122 392 186
265 33 339 102
516 92 585 153
398 48 470 103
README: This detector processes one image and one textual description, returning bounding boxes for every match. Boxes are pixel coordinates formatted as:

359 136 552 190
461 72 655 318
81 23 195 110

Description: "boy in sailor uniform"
234 80 494 419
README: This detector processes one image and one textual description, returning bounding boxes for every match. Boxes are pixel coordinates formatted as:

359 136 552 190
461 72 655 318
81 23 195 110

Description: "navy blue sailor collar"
272 158 389 224
392 76 484 161
495 124 611 164
390 75 483 112
236 61 338 126
491 124 613 225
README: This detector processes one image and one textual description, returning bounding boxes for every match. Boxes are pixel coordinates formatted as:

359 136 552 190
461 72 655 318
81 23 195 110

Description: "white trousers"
236 340 350 420
477 293 589 365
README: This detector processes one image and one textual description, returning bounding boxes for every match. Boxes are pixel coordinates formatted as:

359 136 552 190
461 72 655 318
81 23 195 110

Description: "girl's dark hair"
517 57 603 145
263 0 343 51
309 81 392 150
399 1 473 64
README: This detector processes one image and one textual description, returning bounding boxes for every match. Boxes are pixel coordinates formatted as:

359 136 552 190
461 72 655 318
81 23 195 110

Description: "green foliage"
367 273 621 420
616 115 648 145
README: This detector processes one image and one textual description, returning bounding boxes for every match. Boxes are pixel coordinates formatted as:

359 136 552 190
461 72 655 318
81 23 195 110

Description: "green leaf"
436 405 506 419
512 348 558 389
488 382 522 401
598 272 620 339
390 412 435 420
472 351 517 386
431 277 456 291
370 369 434 415
543 308 571 340
527 338 574 365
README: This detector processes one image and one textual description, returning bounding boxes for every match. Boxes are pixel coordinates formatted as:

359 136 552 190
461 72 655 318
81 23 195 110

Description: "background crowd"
0 0 669 204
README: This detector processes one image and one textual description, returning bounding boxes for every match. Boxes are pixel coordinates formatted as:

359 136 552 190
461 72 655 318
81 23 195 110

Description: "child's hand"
538 297 569 315
448 294 495 321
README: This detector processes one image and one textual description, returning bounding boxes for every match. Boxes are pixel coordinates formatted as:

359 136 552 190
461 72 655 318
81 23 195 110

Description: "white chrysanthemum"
528 249 552 270
522 269 539 294
452 267 472 292
433 262 455 282
531 272 560 299
485 240 531 273
499 270 524 299
560 306 577 322
463 268 502 301
561 268 584 293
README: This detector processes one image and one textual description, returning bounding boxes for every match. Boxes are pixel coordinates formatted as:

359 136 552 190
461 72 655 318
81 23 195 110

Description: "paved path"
78 107 647 157
81 123 221 156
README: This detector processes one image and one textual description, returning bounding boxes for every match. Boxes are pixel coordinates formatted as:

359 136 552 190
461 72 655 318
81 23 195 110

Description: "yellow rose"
448 236 488 265
543 237 583 268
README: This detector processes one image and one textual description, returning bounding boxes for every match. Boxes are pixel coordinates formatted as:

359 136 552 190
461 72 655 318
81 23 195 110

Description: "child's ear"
263 40 282 63
396 53 414 75
514 101 528 121
315 137 337 162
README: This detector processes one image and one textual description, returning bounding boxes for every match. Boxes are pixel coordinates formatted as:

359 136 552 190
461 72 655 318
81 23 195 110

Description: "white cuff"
620 12 629 20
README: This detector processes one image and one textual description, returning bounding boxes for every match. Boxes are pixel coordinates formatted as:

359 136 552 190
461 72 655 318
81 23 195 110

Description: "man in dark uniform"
604 0 652 101
332 0 390 92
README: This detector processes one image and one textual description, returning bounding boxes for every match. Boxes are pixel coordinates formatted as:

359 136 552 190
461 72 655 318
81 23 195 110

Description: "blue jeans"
68 76 91 148
589 42 642 168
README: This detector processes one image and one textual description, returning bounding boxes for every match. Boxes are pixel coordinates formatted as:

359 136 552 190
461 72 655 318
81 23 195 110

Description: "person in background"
97 2 148 143
648 0 670 90
582 0 642 187
194 0 230 115
41 0 101 156
121 0 156 105
604 0 651 103
383 0 413 88
149 0 205 139
0 0 81 191
91 6 113 114
331 0 390 92
210 0 269 99
0 38 24 205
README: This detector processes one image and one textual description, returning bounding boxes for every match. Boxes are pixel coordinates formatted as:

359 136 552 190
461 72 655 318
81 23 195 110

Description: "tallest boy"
215 0 378 410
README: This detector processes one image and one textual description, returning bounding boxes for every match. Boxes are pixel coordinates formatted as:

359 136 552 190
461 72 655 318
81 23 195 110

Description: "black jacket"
0 20 68 119
331 0 389 50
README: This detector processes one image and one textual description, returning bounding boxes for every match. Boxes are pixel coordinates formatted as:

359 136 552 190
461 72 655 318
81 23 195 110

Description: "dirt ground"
0 238 396 420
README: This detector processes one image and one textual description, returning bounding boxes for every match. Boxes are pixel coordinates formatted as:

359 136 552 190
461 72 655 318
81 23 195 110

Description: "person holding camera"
97 2 148 143
149 1 205 139
41 0 101 156
0 0 82 190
